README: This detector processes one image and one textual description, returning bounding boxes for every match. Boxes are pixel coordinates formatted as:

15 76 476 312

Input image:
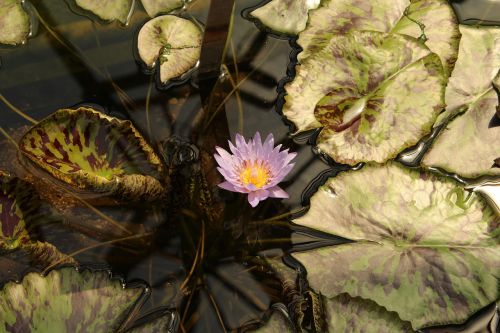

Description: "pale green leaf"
137 15 202 83
293 163 500 329
140 0 183 17
325 294 415 332
435 25 500 126
0 0 30 46
284 31 445 164
0 267 146 332
250 0 320 35
75 0 134 24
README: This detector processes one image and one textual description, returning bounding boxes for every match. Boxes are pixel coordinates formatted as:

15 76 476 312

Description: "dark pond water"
0 0 499 332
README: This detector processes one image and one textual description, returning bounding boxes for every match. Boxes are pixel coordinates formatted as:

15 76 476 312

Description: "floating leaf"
284 31 445 164
435 25 500 126
249 0 320 35
137 15 202 84
0 0 30 45
74 0 134 24
325 294 415 332
22 241 77 267
0 171 35 251
296 0 408 61
0 267 147 332
126 309 177 333
293 163 500 329
19 107 166 202
140 0 183 17
422 88 500 178
391 0 460 76
296 0 460 74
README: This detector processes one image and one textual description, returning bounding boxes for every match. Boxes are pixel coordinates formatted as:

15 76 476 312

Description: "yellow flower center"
238 160 270 189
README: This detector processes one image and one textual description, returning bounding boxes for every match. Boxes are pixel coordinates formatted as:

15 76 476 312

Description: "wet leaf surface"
284 31 445 164
292 163 500 329
435 25 500 126
74 0 134 24
0 0 30 45
249 311 293 332
140 0 184 18
0 267 147 332
137 15 202 84
19 107 166 203
250 0 320 35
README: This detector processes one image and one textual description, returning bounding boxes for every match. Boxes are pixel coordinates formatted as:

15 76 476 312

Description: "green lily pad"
19 107 166 203
325 294 415 332
249 0 320 35
435 25 500 126
0 0 30 46
293 163 500 329
297 0 409 62
140 0 183 17
74 0 134 24
0 267 147 332
137 15 202 84
296 0 460 74
284 31 445 165
422 87 500 178
126 309 177 333
0 171 35 251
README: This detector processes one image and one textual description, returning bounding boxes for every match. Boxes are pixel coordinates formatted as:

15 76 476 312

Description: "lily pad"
284 31 445 164
0 0 30 46
126 308 178 333
0 267 147 332
74 0 134 24
249 0 320 35
249 311 293 332
19 107 166 202
137 15 202 84
435 25 500 126
0 171 36 251
296 0 409 61
292 163 500 329
140 0 184 18
422 87 500 178
296 0 460 75
325 294 415 332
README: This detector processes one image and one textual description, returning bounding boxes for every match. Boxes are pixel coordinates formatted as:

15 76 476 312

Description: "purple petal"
268 186 289 199
218 181 247 193
247 189 270 207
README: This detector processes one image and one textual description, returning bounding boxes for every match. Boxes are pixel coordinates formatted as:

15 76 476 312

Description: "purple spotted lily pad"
0 267 147 332
284 31 446 165
74 0 134 24
0 171 35 251
19 107 166 203
292 163 500 329
0 0 30 45
137 15 203 84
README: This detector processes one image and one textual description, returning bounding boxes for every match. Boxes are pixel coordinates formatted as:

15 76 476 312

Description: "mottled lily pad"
296 0 460 74
19 107 166 202
435 25 500 126
140 0 183 17
0 0 30 45
0 267 147 332
422 87 500 178
137 15 202 84
74 0 134 24
293 163 500 329
126 309 177 333
284 31 445 165
249 0 320 35
0 171 35 251
325 294 415 332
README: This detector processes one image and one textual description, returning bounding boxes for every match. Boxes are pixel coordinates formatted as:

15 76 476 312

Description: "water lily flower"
214 132 296 207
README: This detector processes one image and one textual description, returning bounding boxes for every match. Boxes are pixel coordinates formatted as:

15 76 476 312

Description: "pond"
0 0 498 332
